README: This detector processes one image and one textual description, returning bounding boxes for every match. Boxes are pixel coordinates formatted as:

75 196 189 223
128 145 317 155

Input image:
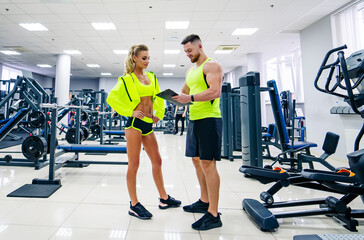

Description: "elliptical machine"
242 45 364 232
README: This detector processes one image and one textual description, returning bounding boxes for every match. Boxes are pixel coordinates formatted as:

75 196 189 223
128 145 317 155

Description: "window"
1 66 22 91
265 48 304 103
331 0 364 55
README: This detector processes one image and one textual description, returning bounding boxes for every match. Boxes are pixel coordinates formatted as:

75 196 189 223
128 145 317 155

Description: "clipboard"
156 89 191 106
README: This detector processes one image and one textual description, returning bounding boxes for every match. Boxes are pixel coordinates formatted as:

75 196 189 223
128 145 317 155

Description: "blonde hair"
124 44 149 75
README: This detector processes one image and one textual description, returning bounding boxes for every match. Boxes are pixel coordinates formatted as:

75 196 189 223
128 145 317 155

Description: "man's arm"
172 61 223 103
181 81 190 95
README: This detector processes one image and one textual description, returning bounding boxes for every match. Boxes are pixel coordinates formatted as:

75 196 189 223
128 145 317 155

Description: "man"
172 34 223 230
174 104 187 136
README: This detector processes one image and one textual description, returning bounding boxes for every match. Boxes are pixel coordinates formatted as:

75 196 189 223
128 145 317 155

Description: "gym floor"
0 132 363 240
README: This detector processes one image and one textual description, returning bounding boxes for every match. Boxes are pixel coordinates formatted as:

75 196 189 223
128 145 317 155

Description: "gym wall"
301 15 363 161
157 77 185 93
70 77 99 91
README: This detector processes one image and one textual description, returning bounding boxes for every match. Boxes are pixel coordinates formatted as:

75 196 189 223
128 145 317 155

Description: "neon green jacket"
106 71 165 120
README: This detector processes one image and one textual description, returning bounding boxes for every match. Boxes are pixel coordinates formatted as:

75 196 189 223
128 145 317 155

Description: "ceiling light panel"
19 23 48 31
0 50 21 55
113 50 128 54
91 22 116 30
165 21 189 29
87 64 100 68
164 50 180 54
63 50 82 55
101 73 112 76
37 64 52 68
232 28 258 35
163 73 173 76
163 64 176 68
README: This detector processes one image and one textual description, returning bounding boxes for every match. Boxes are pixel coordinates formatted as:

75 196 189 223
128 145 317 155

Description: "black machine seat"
298 132 340 172
348 149 364 184
262 124 276 141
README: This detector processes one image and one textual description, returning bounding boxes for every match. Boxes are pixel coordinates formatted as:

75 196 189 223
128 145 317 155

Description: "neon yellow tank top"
186 58 221 120
131 73 154 97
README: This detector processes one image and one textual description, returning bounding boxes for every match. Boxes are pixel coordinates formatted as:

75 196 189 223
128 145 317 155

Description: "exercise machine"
242 45 364 232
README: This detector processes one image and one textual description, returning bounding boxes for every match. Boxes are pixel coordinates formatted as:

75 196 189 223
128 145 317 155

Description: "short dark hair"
181 34 201 45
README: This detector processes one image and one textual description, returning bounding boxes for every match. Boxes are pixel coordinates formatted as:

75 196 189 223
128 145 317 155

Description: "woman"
107 44 181 220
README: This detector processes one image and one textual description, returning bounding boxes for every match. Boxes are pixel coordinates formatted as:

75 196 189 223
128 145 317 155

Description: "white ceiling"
0 0 352 79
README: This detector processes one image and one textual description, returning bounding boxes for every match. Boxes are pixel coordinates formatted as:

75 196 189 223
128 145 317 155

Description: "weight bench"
266 80 317 169
58 144 127 153
103 130 125 135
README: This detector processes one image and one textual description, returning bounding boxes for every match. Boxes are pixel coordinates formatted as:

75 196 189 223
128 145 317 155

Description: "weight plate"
22 136 47 160
29 111 46 128
65 127 85 144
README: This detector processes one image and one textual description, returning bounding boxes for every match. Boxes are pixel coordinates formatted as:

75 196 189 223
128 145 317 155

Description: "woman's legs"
125 128 142 206
142 132 168 200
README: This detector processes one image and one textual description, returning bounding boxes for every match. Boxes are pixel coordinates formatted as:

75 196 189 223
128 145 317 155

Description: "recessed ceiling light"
163 73 173 76
19 23 48 31
63 50 81 55
91 22 116 30
101 73 112 76
214 50 232 54
164 50 180 54
113 50 128 54
0 50 21 55
87 64 100 68
37 64 52 68
165 21 189 29
163 64 176 68
232 28 258 36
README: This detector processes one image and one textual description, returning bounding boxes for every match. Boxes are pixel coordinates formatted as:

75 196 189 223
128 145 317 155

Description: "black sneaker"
159 195 181 209
192 211 222 230
129 202 153 220
183 199 209 213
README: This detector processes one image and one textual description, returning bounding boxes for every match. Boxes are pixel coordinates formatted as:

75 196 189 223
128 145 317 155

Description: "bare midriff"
134 96 153 118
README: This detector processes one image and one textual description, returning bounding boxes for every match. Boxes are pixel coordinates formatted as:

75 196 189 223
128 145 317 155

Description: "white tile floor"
0 132 363 240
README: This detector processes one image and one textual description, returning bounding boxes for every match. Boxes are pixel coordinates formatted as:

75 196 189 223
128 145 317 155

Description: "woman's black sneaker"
183 199 209 213
159 195 181 209
129 202 153 220
192 212 222 230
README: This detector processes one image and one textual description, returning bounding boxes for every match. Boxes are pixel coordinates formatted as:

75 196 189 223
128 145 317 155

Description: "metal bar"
265 198 326 209
274 208 335 219
66 160 128 165
49 107 58 181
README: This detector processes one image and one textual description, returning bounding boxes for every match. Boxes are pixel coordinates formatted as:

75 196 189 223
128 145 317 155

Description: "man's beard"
191 53 200 63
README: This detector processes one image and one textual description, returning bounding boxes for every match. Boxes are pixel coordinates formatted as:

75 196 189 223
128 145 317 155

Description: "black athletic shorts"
125 117 153 136
185 117 222 161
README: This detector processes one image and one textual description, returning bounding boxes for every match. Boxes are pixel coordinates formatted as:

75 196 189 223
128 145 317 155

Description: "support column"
55 55 71 127
55 54 71 106
247 53 266 127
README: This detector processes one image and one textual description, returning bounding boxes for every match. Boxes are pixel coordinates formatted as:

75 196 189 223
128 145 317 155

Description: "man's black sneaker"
159 195 181 209
128 202 153 220
183 199 209 213
192 212 222 230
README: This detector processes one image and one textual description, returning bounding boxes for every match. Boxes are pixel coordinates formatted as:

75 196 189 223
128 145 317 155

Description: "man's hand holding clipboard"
156 89 192 106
